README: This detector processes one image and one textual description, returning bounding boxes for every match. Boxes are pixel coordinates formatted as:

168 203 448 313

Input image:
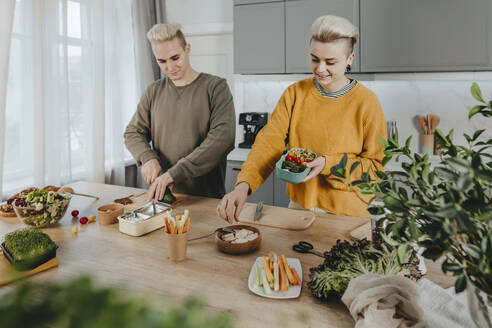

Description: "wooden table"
0 181 454 327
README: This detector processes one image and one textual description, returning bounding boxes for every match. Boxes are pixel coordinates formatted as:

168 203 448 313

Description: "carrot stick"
182 217 190 233
292 268 301 286
164 217 171 233
278 258 287 291
281 254 296 285
262 256 274 283
176 215 181 221
169 220 176 234
177 225 183 234
268 251 275 272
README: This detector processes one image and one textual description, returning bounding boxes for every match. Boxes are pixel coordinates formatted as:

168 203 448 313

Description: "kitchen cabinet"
233 1 285 73
225 160 274 205
285 0 360 73
360 0 492 72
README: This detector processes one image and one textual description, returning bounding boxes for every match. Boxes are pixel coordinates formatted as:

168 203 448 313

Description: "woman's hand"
147 172 174 202
217 182 250 224
142 158 162 185
302 156 326 182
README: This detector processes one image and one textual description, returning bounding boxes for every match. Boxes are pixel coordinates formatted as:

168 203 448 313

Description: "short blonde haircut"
311 15 359 54
147 23 187 48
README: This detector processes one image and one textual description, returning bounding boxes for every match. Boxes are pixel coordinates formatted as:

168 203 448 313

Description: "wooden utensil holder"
422 134 434 155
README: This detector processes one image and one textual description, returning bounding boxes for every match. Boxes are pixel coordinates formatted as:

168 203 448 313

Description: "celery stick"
256 263 263 287
273 262 279 292
253 262 260 289
261 267 272 295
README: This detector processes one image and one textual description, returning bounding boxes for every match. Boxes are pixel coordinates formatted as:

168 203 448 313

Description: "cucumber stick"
261 267 272 295
273 262 279 292
253 263 260 289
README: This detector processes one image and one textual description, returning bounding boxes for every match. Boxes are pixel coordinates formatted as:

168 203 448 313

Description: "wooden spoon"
58 187 100 200
431 115 440 133
418 116 427 134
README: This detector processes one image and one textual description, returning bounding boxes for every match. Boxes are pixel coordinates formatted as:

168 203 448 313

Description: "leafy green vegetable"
4 229 56 262
281 160 306 173
0 276 236 328
308 236 421 300
161 187 176 204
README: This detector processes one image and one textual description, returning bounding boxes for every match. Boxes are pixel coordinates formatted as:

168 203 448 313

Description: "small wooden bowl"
97 203 124 225
216 224 261 255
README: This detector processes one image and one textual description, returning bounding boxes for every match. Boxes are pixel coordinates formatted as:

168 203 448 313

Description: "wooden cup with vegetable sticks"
164 210 190 263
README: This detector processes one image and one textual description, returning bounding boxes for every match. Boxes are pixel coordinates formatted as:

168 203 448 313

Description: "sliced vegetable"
261 267 272 295
281 254 296 285
291 268 301 286
261 256 274 283
182 217 190 233
253 262 260 289
273 262 279 292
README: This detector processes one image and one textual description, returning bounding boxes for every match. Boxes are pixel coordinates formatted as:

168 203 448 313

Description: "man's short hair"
311 15 359 55
147 23 187 48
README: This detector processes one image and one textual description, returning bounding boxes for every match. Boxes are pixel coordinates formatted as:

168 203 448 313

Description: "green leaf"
381 233 400 247
455 274 467 293
349 162 361 174
409 219 421 239
340 153 348 169
422 247 444 261
468 105 486 119
463 244 481 259
405 198 422 207
380 137 389 149
397 244 410 263
473 129 486 141
383 196 406 213
382 156 391 167
442 260 462 273
456 174 473 191
471 82 485 103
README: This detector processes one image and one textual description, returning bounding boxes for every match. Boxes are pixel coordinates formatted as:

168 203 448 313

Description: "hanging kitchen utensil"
418 116 427 134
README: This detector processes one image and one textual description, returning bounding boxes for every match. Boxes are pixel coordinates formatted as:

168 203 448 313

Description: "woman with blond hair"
217 15 386 223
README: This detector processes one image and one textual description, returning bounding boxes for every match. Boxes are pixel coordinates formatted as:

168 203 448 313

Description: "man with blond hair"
124 24 235 200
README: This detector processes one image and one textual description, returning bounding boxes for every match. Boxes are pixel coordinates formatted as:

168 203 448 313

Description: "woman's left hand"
302 156 326 182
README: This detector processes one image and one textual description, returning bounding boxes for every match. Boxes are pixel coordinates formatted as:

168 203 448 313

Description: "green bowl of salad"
12 189 71 227
275 148 317 184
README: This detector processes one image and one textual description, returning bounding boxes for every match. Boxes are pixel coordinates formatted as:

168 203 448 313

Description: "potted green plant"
329 83 492 327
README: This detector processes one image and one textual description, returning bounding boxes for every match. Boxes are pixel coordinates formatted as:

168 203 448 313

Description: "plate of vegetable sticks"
248 251 302 299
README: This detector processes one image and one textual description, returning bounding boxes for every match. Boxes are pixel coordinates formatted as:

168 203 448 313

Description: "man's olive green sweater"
124 73 235 198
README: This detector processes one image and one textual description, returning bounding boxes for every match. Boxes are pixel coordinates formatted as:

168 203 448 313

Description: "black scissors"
292 241 326 258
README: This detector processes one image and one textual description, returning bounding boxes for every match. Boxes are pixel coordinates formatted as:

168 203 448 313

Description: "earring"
345 64 352 73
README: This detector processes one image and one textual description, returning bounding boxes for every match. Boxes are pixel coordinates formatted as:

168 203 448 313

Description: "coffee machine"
238 112 268 149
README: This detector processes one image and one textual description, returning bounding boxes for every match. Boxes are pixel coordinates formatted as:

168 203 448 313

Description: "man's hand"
302 156 326 182
147 172 174 202
142 158 162 185
217 182 249 224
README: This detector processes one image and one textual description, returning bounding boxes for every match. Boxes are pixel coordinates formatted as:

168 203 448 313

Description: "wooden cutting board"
0 252 59 286
238 203 315 230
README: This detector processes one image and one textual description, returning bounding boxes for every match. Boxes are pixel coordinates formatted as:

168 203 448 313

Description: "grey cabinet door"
361 0 492 72
234 2 285 73
225 161 274 205
234 0 283 4
285 0 360 73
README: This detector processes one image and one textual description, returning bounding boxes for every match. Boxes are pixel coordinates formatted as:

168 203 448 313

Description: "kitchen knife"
253 201 264 221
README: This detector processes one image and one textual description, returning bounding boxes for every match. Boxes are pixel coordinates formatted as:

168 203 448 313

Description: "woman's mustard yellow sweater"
236 78 387 218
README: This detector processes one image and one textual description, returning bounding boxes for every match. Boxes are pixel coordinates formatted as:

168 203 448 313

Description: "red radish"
71 210 79 217
80 217 88 224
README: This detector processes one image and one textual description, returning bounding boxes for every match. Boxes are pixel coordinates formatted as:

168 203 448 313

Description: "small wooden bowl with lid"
216 224 261 255
97 203 124 225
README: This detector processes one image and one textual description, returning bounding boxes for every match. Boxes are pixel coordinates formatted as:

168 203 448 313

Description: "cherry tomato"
71 210 79 217
286 155 294 162
295 158 302 165
80 217 88 224
305 158 312 163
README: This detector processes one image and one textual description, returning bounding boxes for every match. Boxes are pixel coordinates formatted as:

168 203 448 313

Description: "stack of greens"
308 236 421 300
3 229 57 269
